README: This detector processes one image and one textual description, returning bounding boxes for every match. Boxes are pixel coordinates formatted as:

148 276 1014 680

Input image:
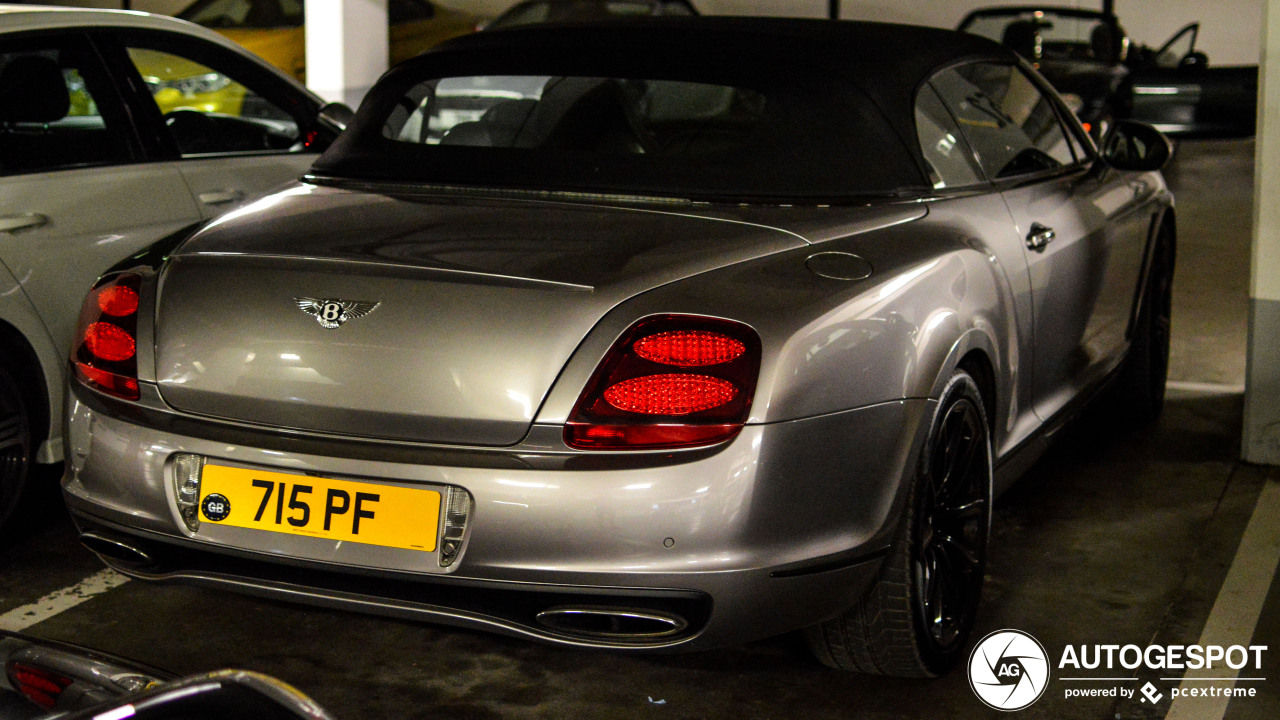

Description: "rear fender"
0 268 61 464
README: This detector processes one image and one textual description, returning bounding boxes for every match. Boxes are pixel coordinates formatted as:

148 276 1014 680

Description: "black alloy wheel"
1146 234 1174 412
0 365 32 530
806 370 992 677
912 390 990 656
1116 225 1175 422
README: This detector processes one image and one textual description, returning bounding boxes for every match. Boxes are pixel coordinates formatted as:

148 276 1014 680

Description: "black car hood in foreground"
153 184 923 446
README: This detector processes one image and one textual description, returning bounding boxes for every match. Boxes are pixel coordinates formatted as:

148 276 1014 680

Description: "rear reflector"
567 423 743 449
74 364 139 399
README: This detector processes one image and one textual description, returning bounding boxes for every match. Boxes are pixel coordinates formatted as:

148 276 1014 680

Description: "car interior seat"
1001 20 1041 61
0 55 72 172
0 54 126 173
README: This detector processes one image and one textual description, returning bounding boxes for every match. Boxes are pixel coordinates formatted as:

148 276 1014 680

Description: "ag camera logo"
969 629 1051 711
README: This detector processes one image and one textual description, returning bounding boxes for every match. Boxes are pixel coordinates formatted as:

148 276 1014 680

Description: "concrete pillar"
1244 0 1280 464
304 0 388 108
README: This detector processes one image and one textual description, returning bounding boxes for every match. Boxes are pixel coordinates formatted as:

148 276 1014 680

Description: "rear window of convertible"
316 70 928 202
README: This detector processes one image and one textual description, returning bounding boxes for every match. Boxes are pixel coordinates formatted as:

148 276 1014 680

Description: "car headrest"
1001 20 1040 61
0 55 72 124
439 121 494 147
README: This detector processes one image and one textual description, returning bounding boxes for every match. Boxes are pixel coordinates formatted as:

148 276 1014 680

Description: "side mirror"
1179 50 1209 71
1101 120 1172 171
316 102 355 134
303 102 355 152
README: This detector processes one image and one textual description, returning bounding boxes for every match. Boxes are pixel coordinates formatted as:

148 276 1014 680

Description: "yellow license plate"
198 464 440 552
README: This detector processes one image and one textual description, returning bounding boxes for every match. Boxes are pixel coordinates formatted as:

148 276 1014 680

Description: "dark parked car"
1 631 330 720
485 0 697 30
959 6 1257 137
64 18 1173 678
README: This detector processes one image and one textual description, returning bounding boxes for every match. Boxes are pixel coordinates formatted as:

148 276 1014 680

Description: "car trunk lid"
153 184 918 445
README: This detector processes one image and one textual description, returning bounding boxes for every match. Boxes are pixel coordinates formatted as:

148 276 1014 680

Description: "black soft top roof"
315 17 1017 200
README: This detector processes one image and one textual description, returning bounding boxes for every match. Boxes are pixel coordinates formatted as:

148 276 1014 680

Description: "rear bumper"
63 382 931 650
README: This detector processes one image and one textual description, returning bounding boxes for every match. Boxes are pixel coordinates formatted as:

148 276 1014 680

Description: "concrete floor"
1 140 1276 720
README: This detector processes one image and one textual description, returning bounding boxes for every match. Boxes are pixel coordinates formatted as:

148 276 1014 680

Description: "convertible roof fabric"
314 17 1014 200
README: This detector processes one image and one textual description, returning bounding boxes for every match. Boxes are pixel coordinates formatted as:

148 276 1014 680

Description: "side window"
914 83 985 189
930 63 1077 179
0 38 135 175
121 37 307 156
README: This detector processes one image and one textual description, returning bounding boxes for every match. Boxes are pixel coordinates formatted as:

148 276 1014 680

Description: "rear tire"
0 364 32 530
1116 225 1174 423
806 371 992 676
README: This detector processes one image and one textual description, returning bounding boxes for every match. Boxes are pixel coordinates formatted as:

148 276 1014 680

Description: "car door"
102 29 325 219
0 32 202 365
1126 23 1258 137
930 62 1151 423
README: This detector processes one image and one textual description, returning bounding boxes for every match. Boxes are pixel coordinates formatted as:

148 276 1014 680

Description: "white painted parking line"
1166 477 1280 720
0 569 130 632
1165 381 1247 394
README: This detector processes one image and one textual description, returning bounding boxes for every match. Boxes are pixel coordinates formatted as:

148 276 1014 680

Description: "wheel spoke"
943 426 980 500
925 548 945 628
937 532 981 569
0 414 24 452
936 413 967 489
933 559 961 642
936 407 976 492
939 498 986 523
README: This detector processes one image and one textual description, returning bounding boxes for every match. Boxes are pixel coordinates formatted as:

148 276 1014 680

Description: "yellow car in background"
130 48 250 116
176 0 480 83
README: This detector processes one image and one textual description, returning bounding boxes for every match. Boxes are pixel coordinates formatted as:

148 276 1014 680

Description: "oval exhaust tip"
536 606 688 641
79 532 152 566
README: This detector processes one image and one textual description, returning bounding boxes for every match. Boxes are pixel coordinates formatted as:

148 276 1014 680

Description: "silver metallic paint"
65 159 1172 647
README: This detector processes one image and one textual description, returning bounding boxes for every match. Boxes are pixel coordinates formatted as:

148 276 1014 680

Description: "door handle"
0 213 49 233
198 189 245 205
1025 223 1056 252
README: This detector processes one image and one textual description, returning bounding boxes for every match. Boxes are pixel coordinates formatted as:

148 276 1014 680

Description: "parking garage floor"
1 139 1277 720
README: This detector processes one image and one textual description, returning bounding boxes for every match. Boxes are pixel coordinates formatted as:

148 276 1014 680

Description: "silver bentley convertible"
62 18 1174 677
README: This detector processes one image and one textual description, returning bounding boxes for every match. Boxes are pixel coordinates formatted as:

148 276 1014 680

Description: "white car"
0 4 349 528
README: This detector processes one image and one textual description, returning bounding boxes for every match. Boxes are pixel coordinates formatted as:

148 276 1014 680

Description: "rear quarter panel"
534 201 1027 450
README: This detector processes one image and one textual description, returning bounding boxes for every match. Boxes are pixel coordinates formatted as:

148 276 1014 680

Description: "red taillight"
72 273 142 401
7 662 72 709
84 322 136 362
96 285 139 316
565 315 761 450
633 330 746 367
604 374 737 415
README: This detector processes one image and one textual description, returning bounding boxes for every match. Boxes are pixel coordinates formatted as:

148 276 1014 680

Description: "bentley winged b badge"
295 297 381 329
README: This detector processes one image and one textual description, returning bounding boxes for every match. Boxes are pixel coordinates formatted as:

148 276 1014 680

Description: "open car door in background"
1124 22 1258 138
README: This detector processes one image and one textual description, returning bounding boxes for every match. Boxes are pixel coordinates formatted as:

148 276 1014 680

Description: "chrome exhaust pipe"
535 606 688 641
79 532 153 566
